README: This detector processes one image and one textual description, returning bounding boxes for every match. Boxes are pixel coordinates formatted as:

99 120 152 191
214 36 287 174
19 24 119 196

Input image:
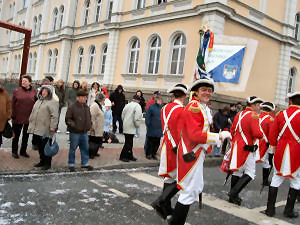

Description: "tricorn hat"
168 83 188 94
287 91 300 98
247 96 263 104
76 90 88 96
189 77 215 92
260 102 275 111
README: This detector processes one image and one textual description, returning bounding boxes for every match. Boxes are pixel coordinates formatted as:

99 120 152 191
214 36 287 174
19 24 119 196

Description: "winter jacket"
27 86 59 137
145 96 155 111
0 86 11 131
145 103 162 137
88 102 104 137
66 87 78 106
104 108 113 132
87 89 99 107
213 110 230 132
121 101 142 135
55 85 66 109
109 87 126 116
11 86 37 124
65 101 92 134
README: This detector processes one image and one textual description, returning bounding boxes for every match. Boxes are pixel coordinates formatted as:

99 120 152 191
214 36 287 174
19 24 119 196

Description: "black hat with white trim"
247 96 263 104
260 101 275 111
168 83 188 94
287 92 300 98
190 77 215 92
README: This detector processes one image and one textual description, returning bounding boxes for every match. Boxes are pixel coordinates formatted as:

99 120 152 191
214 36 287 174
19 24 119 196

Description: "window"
128 39 140 74
95 0 102 22
18 55 21 71
23 0 29 9
157 0 167 4
99 44 107 74
88 45 96 74
9 4 12 17
148 36 161 74
13 55 18 73
32 52 37 73
28 53 32 73
52 8 58 31
288 67 297 93
108 1 113 20
137 0 145 9
53 49 58 73
77 47 84 74
295 12 300 41
37 15 42 35
58 5 64 29
32 16 37 36
2 58 5 73
12 2 15 16
170 34 186 75
47 50 52 73
83 0 90 25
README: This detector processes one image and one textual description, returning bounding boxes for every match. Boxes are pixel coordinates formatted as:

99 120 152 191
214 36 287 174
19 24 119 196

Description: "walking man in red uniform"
264 91 300 218
228 96 264 205
151 83 188 220
168 78 231 225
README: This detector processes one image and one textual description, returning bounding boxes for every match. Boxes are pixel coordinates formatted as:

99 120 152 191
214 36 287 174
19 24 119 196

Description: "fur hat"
189 77 215 92
168 83 188 94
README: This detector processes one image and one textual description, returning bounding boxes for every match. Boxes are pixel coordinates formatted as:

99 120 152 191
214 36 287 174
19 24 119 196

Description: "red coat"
229 107 263 171
158 100 184 178
177 98 219 189
269 105 300 178
256 111 274 162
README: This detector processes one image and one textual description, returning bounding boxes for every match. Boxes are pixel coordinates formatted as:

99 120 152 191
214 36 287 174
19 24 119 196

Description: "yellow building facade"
0 0 300 107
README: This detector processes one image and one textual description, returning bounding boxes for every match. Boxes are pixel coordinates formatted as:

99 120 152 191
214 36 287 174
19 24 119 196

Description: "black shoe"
151 199 168 220
129 157 137 161
264 186 278 217
95 153 100 157
119 158 129 162
146 155 152 160
81 165 94 171
20 152 30 158
89 155 95 159
12 153 19 159
152 155 158 160
228 174 252 206
69 167 75 172
34 162 44 167
41 165 51 170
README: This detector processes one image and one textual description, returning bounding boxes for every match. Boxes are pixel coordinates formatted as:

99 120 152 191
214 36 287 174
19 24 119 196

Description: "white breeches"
270 168 300 190
232 152 256 179
262 153 271 169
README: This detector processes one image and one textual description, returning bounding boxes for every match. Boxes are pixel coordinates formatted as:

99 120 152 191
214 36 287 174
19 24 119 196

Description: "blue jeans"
68 133 89 167
212 145 221 156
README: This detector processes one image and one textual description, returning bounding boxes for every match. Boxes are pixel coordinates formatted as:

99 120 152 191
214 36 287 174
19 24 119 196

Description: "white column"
24 0 32 28
103 29 120 85
58 40 72 81
40 0 50 35
35 44 44 80
63 0 78 35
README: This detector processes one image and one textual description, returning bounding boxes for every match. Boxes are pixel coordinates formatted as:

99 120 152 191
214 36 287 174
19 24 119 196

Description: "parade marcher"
119 95 142 162
255 102 275 186
264 92 300 218
28 85 58 170
65 90 93 172
54 79 66 132
87 82 100 107
168 78 231 225
11 75 37 158
151 83 188 220
0 83 11 148
109 85 126 134
88 93 105 159
228 96 264 205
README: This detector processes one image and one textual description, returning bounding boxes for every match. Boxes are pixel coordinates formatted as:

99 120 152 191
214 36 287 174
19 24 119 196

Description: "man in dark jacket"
65 90 93 172
145 96 163 159
109 85 126 134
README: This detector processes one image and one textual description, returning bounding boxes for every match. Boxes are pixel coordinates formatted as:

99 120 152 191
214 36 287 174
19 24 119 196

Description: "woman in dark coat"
135 90 145 137
0 83 11 147
55 79 66 132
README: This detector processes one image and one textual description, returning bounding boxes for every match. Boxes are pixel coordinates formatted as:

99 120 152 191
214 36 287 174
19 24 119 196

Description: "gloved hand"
219 131 232 142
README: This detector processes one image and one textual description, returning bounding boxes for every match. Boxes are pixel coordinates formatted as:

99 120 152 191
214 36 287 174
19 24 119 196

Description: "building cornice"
291 46 300 60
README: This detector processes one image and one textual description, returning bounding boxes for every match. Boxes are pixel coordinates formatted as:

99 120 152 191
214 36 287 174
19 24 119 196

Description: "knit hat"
104 98 112 107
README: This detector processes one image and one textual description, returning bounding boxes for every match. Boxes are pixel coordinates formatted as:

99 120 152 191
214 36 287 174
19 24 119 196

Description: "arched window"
295 12 300 41
58 5 64 29
148 36 161 74
47 50 52 73
53 49 58 73
95 0 102 22
32 16 37 36
83 0 90 26
99 44 107 74
28 53 32 73
9 4 12 18
88 45 96 74
52 8 58 31
288 67 297 93
37 15 42 35
137 0 145 9
128 39 140 74
32 52 37 73
108 0 113 20
77 47 84 74
12 2 15 16
170 33 186 75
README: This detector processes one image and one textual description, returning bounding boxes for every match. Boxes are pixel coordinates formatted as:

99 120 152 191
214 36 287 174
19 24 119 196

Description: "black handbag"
2 121 13 138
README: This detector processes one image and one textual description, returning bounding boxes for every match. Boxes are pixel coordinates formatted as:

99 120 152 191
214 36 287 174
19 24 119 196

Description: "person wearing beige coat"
88 93 105 158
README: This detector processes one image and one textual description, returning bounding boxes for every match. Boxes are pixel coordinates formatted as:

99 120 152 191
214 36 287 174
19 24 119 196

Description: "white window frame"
58 5 64 30
170 33 186 75
53 49 58 73
295 12 300 41
287 67 297 94
37 15 42 35
27 53 32 73
88 45 96 74
147 36 161 74
83 0 90 26
52 8 58 31
47 50 52 73
32 16 37 36
32 52 37 73
77 47 84 74
99 44 107 74
13 55 18 73
107 0 113 20
2 58 5 73
128 39 140 74
94 0 102 22
18 55 21 72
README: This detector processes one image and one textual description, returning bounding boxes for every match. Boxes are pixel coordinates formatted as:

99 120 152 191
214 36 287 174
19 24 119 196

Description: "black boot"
264 186 278 217
229 175 241 204
297 191 300 203
168 202 190 225
228 174 252 205
283 188 299 218
199 192 202 209
151 182 179 219
262 168 271 186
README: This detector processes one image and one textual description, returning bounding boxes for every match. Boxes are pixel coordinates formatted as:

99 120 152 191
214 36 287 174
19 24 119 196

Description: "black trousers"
12 123 29 154
0 131 2 147
112 114 123 134
146 136 161 157
88 136 102 157
33 134 52 166
120 133 134 160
